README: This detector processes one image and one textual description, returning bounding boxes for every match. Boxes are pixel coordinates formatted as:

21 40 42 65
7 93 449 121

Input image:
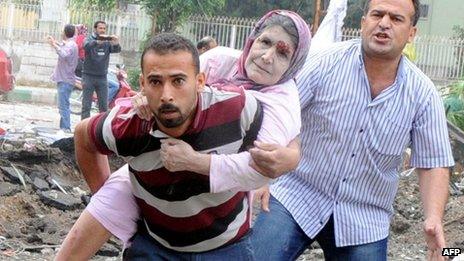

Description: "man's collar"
357 42 406 86
185 95 202 134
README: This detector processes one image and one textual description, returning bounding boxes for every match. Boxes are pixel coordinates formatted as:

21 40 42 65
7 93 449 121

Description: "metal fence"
340 28 464 84
1 1 463 84
181 15 256 50
0 0 151 51
181 17 464 84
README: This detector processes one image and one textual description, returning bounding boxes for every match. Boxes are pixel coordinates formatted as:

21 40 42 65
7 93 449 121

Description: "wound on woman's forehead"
276 40 290 54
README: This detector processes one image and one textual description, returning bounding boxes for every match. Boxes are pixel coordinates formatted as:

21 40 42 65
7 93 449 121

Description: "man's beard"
154 103 187 128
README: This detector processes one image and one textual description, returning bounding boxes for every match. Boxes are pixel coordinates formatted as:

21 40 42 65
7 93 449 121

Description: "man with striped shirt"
248 0 454 260
73 33 261 259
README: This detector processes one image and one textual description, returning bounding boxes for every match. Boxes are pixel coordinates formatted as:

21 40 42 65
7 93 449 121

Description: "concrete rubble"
0 100 463 260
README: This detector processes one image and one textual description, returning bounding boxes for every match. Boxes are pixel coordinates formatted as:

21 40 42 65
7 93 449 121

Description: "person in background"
196 36 218 54
74 24 87 78
47 24 78 132
81 20 121 120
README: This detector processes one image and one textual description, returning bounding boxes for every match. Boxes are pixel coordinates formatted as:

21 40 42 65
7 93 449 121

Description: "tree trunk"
313 0 322 35
151 14 157 36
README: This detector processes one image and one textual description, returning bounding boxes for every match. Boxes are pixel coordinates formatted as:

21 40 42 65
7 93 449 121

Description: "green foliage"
216 0 313 22
215 0 366 29
11 0 41 5
69 0 117 10
344 0 365 29
452 25 464 78
444 80 464 131
127 67 141 92
137 0 225 33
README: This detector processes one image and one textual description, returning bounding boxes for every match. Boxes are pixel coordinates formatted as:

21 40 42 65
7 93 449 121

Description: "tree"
69 0 137 11
344 0 365 29
69 0 119 10
217 0 314 23
137 0 226 35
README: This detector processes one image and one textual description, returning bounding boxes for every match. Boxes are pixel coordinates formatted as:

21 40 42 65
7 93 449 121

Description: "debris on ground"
0 101 463 260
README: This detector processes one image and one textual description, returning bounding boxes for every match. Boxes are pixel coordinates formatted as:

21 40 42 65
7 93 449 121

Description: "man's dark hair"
94 20 106 29
196 36 216 50
141 33 200 74
363 0 421 26
64 24 75 38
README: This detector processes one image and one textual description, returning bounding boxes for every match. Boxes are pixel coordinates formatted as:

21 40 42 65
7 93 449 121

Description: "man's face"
245 25 295 86
361 0 417 60
208 40 218 50
198 40 217 55
139 50 204 129
95 23 106 35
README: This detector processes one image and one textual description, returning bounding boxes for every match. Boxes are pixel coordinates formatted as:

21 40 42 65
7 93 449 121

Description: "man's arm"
74 119 111 194
109 35 121 53
417 167 449 260
161 89 297 193
83 35 98 52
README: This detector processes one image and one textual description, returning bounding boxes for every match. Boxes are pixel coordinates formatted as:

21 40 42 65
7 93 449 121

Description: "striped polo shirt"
89 85 262 252
271 39 454 247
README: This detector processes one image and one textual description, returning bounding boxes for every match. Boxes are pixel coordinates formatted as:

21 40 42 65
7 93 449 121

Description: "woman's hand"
253 185 270 212
131 93 153 121
249 138 301 178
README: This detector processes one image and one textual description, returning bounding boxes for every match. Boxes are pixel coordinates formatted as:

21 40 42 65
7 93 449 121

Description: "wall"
0 39 131 87
417 0 464 37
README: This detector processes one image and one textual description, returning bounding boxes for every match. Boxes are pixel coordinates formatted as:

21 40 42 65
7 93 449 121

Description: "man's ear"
139 73 145 92
360 16 366 33
196 72 206 92
407 26 417 44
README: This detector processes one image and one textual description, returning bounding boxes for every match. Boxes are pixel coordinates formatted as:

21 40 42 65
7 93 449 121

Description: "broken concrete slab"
29 169 49 180
32 177 49 191
39 190 82 210
49 175 73 191
0 182 21 196
50 137 75 153
0 166 32 185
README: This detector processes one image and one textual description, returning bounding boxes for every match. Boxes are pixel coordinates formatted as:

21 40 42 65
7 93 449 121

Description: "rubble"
0 101 463 260
0 166 30 185
32 177 49 191
0 183 20 197
39 191 82 211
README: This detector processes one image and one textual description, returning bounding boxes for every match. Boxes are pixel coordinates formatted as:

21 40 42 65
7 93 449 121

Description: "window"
419 4 429 18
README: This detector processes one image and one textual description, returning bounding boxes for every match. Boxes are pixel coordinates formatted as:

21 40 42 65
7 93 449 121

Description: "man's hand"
249 139 300 179
253 185 270 212
46 35 56 47
131 93 153 121
417 167 450 261
160 138 196 172
424 217 447 261
110 35 119 45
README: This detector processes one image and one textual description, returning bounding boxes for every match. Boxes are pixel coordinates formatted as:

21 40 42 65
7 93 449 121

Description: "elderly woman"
56 10 310 260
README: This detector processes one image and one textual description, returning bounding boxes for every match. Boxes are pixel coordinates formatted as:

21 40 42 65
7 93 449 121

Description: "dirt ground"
0 101 463 260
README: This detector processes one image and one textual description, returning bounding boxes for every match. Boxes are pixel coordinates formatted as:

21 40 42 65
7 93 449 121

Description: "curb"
6 86 57 106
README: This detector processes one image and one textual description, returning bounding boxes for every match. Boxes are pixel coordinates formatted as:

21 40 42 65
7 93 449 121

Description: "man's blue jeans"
251 195 388 261
57 81 74 130
124 230 254 261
